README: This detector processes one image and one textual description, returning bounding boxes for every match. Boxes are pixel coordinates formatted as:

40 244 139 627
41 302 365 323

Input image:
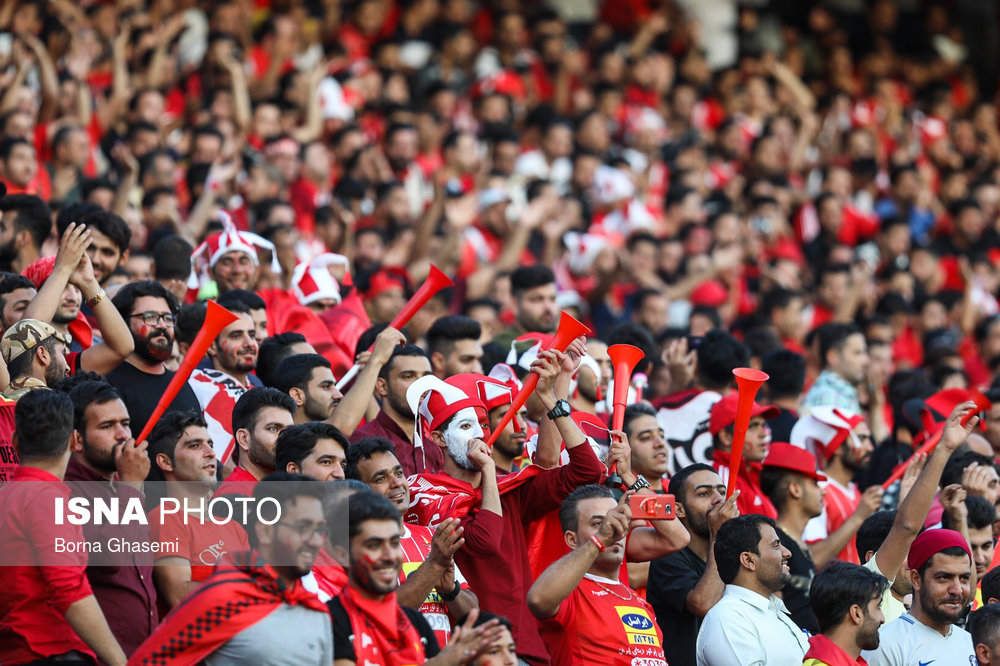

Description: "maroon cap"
907 528 972 571
762 442 827 482
709 393 780 435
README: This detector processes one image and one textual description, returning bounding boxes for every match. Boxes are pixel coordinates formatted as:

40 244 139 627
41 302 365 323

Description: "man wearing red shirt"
528 485 668 666
214 387 296 499
803 561 886 666
709 393 779 519
0 390 127 665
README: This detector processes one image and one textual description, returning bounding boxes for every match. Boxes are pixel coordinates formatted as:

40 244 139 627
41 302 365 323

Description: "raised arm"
328 327 405 436
685 491 739 617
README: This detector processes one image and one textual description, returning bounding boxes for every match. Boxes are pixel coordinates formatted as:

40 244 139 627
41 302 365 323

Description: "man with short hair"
131 473 334 664
862 529 976 665
709 393 779 518
761 349 806 442
0 274 35 333
803 561 887 666
647 464 740 666
0 193 49 273
62 208 132 289
801 322 869 415
621 404 670 493
275 354 342 423
1 319 72 399
146 411 249 609
214 387 297 498
427 315 484 379
63 380 157 657
528 485 670 665
968 604 1000 666
106 281 201 437
943 495 996 585
277 421 349 481
256 332 315 387
345 436 478 647
151 234 194 302
492 265 558 351
695 514 809 666
349 344 439 475
217 289 269 346
188 301 260 463
0 390 128 666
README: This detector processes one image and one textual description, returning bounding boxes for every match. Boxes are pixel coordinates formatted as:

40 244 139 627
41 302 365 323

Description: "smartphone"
687 336 703 350
629 494 676 520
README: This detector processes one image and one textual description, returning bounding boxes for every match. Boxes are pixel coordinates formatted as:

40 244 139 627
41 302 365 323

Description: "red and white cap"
790 406 867 465
291 253 350 306
406 375 489 453
564 232 608 277
593 165 635 205
506 332 550 370
190 211 281 287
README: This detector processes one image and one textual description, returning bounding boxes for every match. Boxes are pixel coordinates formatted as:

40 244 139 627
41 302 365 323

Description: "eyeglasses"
131 312 177 326
275 521 328 540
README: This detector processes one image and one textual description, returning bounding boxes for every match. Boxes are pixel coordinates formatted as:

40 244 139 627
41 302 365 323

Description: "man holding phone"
527 485 670 666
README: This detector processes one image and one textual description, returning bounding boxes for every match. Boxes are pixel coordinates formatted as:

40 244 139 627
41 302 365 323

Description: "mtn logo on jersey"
616 606 660 646
401 561 443 603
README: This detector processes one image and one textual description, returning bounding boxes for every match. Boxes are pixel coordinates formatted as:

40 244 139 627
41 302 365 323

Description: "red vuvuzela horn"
607 344 644 487
726 367 770 499
134 300 239 445
485 311 591 447
336 265 454 390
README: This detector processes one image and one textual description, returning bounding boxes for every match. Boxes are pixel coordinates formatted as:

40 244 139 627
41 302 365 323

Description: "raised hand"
854 485 884 519
607 430 632 480
707 490 740 537
942 400 980 450
595 492 632 548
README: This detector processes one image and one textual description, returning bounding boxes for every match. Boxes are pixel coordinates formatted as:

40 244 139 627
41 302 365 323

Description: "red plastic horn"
134 300 239 445
608 345 644 431
881 392 992 490
484 311 591 447
726 367 770 499
336 264 454 389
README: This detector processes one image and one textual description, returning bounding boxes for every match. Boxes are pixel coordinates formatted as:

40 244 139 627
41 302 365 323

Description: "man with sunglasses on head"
106 281 200 438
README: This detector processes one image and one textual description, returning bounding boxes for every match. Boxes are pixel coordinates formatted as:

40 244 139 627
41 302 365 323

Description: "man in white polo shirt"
696 514 810 666
862 528 976 666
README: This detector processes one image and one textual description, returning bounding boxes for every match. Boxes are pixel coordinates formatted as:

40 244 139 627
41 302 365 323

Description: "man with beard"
862 529 976 665
405 352 605 665
215 387 297 498
803 561 888 666
801 322 869 415
327 492 502 666
106 281 200 437
695 514 810 666
528 485 670 666
348 345 438 476
647 464 740 666
426 315 484 380
0 194 48 274
146 411 249 610
1 319 72 400
275 354 342 425
57 205 132 290
491 265 559 351
709 393 780 519
344 436 479 648
131 473 333 664
794 407 882 564
63 380 157 657
188 301 260 465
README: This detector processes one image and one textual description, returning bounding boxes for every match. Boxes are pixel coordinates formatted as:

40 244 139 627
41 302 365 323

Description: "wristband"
440 579 461 602
589 535 606 552
86 289 106 308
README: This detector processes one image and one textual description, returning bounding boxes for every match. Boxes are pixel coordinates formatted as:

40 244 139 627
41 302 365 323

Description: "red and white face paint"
444 406 484 471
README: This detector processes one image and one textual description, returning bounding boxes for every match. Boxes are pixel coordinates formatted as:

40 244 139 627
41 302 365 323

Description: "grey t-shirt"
204 603 333 665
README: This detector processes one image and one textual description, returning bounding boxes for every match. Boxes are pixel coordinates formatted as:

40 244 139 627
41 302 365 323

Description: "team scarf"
405 465 543 527
313 547 349 598
339 584 426 666
128 551 328 665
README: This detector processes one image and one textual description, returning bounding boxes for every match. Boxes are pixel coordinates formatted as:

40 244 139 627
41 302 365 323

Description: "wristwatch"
628 475 651 492
440 579 462 602
546 399 572 420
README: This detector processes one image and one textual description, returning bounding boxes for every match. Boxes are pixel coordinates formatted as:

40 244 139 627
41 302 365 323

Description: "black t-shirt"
327 596 440 662
776 527 820 635
646 546 706 666
767 407 799 445
105 361 201 438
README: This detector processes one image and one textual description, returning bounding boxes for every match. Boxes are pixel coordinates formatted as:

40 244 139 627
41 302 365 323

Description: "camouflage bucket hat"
1 319 73 364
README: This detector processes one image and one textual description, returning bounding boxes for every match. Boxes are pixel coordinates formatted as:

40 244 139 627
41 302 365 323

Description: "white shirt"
861 613 975 666
696 584 809 666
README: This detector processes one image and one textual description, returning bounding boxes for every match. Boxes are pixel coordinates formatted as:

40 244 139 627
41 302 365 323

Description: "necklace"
589 576 636 602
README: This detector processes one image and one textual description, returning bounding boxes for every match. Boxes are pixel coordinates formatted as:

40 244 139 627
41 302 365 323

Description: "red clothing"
400 523 467 646
406 444 606 666
0 466 96 664
538 575 667 666
147 504 249 582
258 288 351 378
0 398 18 483
214 465 260 499
711 450 778 519
350 409 443 476
313 547 348 598
807 478 862 564
803 634 869 666
63 459 158 656
319 291 372 379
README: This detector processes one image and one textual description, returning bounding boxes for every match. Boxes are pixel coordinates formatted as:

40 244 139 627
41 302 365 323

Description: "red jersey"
147 504 250 582
213 466 259 500
804 477 861 563
711 450 778 519
538 574 667 666
400 524 468 647
0 399 18 483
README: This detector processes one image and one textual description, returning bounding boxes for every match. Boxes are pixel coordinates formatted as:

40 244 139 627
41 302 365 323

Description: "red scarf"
129 551 328 665
405 465 543 526
313 547 349 598
339 585 425 666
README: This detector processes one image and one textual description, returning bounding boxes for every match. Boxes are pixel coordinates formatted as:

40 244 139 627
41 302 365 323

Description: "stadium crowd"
6 0 1000 664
